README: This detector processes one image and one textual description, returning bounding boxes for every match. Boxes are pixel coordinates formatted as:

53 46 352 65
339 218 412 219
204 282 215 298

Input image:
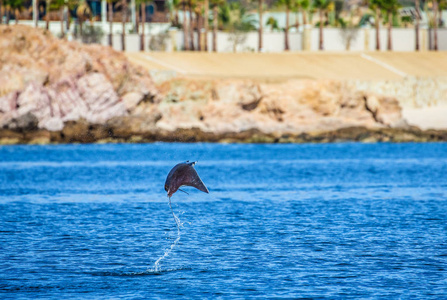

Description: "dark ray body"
165 161 209 198
165 161 209 228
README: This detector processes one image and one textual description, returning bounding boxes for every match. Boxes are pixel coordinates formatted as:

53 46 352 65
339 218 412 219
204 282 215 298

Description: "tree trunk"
79 19 83 36
108 1 113 46
301 7 307 25
140 2 145 51
440 10 443 30
212 3 217 52
258 0 263 51
135 4 139 34
33 0 38 27
284 5 289 51
189 0 194 50
46 0 50 29
295 10 299 29
60 6 64 37
375 7 380 50
318 9 323 50
183 0 189 50
387 11 392 50
196 9 201 51
0 0 3 25
433 0 438 51
66 6 69 30
122 0 127 51
6 6 9 24
130 0 136 32
204 0 208 51
15 9 18 24
415 0 420 50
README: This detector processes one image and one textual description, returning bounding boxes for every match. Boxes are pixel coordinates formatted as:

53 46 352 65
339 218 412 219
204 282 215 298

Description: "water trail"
152 197 181 272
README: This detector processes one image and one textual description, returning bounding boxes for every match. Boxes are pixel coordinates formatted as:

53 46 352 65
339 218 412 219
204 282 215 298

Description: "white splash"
152 198 182 272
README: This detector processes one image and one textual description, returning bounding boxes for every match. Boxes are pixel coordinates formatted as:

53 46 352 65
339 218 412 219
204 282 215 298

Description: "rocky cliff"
0 25 158 134
1 25 446 144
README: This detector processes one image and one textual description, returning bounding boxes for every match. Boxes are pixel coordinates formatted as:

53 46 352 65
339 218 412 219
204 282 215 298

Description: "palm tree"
45 0 65 36
382 0 400 51
433 0 439 51
300 0 309 25
121 0 127 51
209 0 224 52
292 0 308 29
58 0 75 38
5 0 10 24
59 0 64 37
107 0 114 46
0 0 3 25
9 0 23 24
65 0 73 31
76 0 91 37
183 0 189 50
188 0 195 50
196 0 209 51
33 0 38 27
369 0 383 50
45 0 51 29
277 0 294 51
440 0 447 23
140 0 146 50
171 0 180 26
0 0 5 24
415 0 420 50
266 16 279 31
135 0 139 34
313 0 329 50
224 2 256 52
293 2 299 29
210 0 218 51
194 0 202 50
203 0 209 51
139 0 152 50
258 0 263 51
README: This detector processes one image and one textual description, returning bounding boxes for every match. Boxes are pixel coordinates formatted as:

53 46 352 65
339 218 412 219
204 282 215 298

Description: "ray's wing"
182 165 209 194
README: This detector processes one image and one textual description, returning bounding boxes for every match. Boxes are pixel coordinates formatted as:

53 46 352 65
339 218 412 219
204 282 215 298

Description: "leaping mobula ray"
164 161 209 226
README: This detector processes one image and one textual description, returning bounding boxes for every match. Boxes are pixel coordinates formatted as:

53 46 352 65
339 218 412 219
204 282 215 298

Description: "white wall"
390 28 416 51
11 21 447 52
106 34 153 52
14 20 170 38
439 29 447 50
169 28 439 52
429 28 447 50
311 28 369 51
81 27 447 52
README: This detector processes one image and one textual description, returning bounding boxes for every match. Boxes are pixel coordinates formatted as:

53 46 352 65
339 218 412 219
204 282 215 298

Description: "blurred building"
4 0 169 23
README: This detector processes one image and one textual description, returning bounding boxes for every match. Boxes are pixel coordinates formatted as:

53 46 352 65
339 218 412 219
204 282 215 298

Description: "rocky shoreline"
2 123 447 144
1 25 446 144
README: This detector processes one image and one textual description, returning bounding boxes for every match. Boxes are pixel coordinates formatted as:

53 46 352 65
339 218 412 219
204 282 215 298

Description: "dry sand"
402 105 447 130
126 51 447 80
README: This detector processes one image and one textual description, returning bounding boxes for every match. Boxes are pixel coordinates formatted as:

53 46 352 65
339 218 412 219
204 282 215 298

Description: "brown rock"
0 25 158 132
5 112 39 131
122 92 144 111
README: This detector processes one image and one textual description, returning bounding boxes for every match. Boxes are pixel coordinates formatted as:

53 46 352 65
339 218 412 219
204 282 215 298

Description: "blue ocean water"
0 143 446 299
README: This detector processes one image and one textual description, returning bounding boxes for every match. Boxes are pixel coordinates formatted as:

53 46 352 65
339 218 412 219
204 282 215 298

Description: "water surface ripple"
0 143 446 298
